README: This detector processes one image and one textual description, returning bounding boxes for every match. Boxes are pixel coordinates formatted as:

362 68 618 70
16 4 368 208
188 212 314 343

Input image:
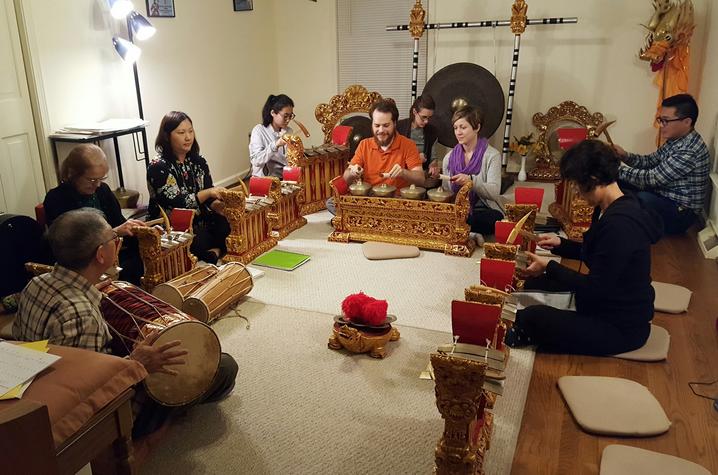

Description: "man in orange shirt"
343 99 425 189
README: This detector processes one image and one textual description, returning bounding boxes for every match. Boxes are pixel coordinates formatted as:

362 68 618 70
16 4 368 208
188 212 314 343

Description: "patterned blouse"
147 154 214 218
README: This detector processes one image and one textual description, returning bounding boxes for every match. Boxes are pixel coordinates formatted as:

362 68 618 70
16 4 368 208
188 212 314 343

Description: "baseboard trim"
216 168 249 188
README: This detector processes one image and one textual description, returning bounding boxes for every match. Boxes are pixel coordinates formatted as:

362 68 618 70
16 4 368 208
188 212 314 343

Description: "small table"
49 125 149 187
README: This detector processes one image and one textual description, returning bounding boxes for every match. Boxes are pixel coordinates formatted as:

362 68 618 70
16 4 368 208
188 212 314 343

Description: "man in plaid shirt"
615 94 710 235
14 208 238 437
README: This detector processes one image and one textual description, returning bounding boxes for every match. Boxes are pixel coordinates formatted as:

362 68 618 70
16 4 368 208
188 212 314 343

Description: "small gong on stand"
328 314 400 359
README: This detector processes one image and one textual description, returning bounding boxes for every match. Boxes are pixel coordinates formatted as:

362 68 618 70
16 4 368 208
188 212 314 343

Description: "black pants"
191 214 231 263
516 276 650 356
118 237 144 285
468 206 504 235
132 352 238 438
618 181 696 235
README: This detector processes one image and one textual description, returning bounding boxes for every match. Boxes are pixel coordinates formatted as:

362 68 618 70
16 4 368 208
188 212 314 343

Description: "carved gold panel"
315 85 383 144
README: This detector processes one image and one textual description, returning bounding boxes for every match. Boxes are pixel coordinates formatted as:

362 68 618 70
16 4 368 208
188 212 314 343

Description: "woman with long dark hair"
249 94 295 177
506 140 663 355
147 111 229 264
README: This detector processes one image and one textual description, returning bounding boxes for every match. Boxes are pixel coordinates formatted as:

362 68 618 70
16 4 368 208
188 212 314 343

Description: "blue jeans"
618 183 695 234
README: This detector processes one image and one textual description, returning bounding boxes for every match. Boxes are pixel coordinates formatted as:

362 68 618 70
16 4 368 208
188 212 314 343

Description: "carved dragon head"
639 0 694 69
283 134 304 167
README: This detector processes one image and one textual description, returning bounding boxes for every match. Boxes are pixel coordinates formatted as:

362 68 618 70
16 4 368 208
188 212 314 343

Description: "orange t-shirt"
349 134 422 189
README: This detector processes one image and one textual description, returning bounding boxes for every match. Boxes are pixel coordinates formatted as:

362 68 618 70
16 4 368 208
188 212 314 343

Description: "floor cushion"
362 242 420 260
652 281 692 314
612 324 670 362
558 376 671 436
600 444 711 475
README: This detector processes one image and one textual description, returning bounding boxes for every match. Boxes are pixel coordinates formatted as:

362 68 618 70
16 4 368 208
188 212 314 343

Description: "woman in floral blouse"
147 111 229 264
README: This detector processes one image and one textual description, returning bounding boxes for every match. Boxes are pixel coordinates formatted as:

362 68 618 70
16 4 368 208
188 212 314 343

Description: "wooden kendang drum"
182 262 253 324
328 178 476 257
99 281 221 406
152 265 219 310
220 182 278 264
134 226 197 292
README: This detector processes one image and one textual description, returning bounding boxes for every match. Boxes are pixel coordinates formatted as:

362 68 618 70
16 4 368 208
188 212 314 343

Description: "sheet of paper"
0 341 59 395
0 341 50 400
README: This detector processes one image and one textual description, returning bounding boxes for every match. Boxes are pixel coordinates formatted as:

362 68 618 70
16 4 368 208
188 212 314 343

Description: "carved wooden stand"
328 179 476 257
431 353 490 475
285 134 350 216
220 185 277 265
135 227 197 292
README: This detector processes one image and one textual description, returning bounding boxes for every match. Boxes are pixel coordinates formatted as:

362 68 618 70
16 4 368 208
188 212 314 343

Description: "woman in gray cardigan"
431 106 504 243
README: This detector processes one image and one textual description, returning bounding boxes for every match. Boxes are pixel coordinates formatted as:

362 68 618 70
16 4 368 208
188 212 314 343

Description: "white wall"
23 0 280 204
274 0 338 144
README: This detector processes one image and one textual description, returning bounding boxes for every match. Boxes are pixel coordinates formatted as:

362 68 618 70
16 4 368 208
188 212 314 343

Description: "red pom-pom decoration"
341 292 388 325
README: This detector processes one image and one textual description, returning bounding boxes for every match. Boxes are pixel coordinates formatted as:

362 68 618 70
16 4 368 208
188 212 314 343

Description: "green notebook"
252 249 311 271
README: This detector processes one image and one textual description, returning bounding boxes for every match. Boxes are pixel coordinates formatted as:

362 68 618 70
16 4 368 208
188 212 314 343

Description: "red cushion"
283 166 302 182
495 221 523 246
169 208 195 233
515 187 544 210
331 176 349 196
451 300 501 347
249 176 274 197
331 125 353 146
35 204 46 228
557 128 588 150
480 258 516 292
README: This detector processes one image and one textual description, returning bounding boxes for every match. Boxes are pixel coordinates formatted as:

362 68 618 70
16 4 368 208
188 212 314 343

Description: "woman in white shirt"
249 94 295 178
431 106 504 244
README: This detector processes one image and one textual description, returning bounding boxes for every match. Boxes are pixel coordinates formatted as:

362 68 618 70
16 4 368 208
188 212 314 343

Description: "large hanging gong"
339 114 373 156
423 62 505 147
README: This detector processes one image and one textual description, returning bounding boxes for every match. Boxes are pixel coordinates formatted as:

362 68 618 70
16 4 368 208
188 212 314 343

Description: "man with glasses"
614 94 710 234
14 208 239 437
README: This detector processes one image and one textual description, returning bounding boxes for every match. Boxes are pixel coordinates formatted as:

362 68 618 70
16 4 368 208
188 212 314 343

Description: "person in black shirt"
506 140 663 355
44 144 145 284
147 111 229 264
396 94 438 171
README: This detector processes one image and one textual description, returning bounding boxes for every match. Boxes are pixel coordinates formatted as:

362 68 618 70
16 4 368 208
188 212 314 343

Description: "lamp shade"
108 0 134 19
129 11 156 41
112 36 141 63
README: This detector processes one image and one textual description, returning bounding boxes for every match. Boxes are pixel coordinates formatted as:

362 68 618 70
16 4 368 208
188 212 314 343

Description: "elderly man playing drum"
13 208 238 437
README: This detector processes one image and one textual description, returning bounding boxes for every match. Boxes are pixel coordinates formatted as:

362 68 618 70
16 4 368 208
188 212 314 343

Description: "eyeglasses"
655 116 686 126
83 175 108 184
281 113 296 120
99 231 120 248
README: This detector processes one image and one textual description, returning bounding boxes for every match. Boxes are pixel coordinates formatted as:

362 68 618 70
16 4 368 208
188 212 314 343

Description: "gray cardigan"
441 144 504 212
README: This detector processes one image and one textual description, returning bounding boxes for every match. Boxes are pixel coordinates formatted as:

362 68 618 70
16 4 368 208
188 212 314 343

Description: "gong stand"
388 0 577 166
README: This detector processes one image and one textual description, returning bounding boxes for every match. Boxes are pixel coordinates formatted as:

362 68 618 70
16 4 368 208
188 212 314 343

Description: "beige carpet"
139 301 535 475
140 185 554 474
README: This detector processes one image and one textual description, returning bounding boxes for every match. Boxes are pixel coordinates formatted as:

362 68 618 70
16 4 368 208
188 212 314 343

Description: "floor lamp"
109 1 155 205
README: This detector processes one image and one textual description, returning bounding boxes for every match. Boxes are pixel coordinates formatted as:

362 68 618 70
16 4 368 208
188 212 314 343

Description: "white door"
0 0 45 217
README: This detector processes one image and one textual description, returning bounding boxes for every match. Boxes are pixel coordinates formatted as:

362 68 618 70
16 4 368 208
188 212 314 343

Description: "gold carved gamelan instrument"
220 182 277 264
134 209 197 291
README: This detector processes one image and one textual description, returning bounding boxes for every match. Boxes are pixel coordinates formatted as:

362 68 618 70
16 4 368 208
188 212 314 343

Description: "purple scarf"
448 138 489 208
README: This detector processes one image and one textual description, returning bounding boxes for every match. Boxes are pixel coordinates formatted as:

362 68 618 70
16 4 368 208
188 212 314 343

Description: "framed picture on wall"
233 0 253 12
146 0 175 18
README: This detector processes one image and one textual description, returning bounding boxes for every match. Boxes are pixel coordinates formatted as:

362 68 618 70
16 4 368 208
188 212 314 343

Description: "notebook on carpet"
252 249 310 271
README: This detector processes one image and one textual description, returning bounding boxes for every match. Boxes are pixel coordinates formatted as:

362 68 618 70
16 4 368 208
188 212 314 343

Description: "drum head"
152 284 184 310
143 321 221 406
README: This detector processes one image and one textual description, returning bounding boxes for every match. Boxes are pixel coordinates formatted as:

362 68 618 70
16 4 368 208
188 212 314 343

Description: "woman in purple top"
431 106 504 243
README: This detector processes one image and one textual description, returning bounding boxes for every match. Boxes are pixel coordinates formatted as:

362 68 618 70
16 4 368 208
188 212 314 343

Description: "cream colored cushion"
558 376 671 436
652 281 692 314
600 445 711 475
612 325 670 362
362 242 420 260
